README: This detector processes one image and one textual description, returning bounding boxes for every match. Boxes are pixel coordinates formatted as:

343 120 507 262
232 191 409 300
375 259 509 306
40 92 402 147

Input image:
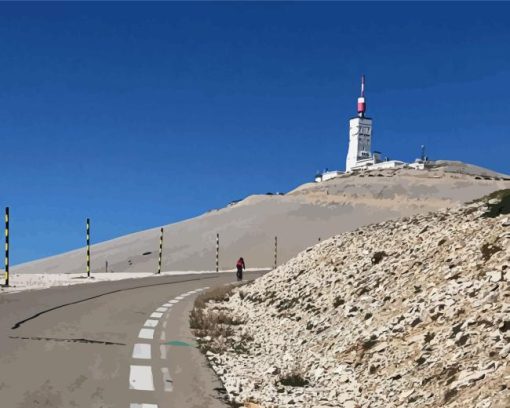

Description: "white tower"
345 75 373 172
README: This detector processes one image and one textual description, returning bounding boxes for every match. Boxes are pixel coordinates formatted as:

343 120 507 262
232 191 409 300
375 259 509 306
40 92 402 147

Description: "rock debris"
197 196 510 407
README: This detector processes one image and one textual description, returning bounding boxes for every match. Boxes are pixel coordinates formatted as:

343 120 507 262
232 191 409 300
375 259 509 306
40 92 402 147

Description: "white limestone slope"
12 161 510 275
200 194 510 407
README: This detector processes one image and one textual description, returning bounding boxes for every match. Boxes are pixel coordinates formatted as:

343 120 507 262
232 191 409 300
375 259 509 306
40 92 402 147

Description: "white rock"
499 343 510 358
487 270 502 283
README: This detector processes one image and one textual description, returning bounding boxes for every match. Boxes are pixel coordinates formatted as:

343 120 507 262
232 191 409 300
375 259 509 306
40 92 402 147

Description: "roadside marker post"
157 227 164 274
216 233 219 273
4 207 9 287
86 218 91 278
274 235 278 269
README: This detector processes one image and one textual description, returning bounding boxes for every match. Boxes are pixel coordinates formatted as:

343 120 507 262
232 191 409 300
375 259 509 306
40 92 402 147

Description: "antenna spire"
357 74 366 117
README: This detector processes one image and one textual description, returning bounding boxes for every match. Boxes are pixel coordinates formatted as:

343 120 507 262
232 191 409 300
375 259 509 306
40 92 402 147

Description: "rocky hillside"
13 162 510 274
197 191 510 407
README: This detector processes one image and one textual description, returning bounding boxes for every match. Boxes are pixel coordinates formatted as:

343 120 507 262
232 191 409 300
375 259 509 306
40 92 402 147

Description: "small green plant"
362 338 378 350
480 242 502 262
469 189 510 218
371 251 387 265
443 388 458 403
279 371 309 387
333 296 345 308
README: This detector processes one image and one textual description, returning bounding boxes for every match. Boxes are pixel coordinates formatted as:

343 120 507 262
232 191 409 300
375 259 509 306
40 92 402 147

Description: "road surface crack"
9 335 125 346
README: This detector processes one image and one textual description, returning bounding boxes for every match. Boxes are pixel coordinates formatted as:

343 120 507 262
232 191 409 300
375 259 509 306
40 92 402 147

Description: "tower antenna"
357 74 366 117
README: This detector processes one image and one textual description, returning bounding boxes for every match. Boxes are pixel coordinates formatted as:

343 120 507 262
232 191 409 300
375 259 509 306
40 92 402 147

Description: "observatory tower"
345 75 374 172
316 75 411 182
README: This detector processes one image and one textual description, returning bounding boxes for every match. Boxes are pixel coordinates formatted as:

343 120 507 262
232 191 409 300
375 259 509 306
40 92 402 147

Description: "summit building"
345 75 377 172
315 75 424 182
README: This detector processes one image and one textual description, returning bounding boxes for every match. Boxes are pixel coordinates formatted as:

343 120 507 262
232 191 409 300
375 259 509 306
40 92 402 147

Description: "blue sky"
1 2 509 264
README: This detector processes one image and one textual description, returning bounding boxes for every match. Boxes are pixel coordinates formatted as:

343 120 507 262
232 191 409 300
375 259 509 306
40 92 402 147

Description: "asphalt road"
0 271 266 408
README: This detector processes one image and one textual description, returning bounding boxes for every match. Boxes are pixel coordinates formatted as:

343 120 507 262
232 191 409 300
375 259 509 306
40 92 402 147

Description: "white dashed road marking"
129 365 155 391
129 285 210 406
138 328 155 340
132 343 151 360
144 319 159 328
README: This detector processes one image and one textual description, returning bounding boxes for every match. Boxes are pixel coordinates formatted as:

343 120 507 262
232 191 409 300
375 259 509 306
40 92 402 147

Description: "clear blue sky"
1 2 510 265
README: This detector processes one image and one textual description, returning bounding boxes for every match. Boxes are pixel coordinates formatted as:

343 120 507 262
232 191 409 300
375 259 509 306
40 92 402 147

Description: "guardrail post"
86 218 91 278
4 207 9 287
216 233 219 273
274 235 278 269
157 227 164 274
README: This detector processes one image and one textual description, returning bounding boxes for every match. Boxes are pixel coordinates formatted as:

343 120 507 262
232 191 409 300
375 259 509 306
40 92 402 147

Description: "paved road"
0 271 265 408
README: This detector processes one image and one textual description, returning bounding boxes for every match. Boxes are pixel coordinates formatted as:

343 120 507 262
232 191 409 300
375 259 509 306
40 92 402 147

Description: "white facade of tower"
346 116 373 172
316 75 418 182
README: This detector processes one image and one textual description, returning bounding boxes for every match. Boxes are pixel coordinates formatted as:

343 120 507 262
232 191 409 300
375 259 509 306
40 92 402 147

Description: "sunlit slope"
13 161 510 274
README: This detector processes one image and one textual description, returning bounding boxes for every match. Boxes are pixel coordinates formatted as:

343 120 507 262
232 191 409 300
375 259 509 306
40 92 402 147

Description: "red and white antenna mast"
357 74 366 117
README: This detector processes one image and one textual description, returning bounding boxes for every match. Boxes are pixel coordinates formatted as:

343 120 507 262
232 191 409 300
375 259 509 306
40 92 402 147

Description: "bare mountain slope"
13 161 510 275
196 190 510 407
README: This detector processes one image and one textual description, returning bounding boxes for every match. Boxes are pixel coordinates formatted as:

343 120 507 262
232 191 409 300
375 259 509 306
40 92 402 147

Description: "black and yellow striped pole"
215 233 219 273
274 235 278 269
4 207 9 287
86 218 91 278
157 227 164 274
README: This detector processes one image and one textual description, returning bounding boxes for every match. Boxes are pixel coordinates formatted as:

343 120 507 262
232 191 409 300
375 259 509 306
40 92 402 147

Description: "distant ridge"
13 161 510 274
427 160 510 178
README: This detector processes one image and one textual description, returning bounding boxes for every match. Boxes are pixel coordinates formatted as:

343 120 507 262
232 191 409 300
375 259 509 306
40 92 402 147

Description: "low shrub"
480 242 502 262
468 189 510 218
190 284 247 354
279 371 309 387
371 251 388 265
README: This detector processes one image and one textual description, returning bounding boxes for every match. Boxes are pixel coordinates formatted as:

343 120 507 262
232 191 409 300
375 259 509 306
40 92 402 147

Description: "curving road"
0 271 265 408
